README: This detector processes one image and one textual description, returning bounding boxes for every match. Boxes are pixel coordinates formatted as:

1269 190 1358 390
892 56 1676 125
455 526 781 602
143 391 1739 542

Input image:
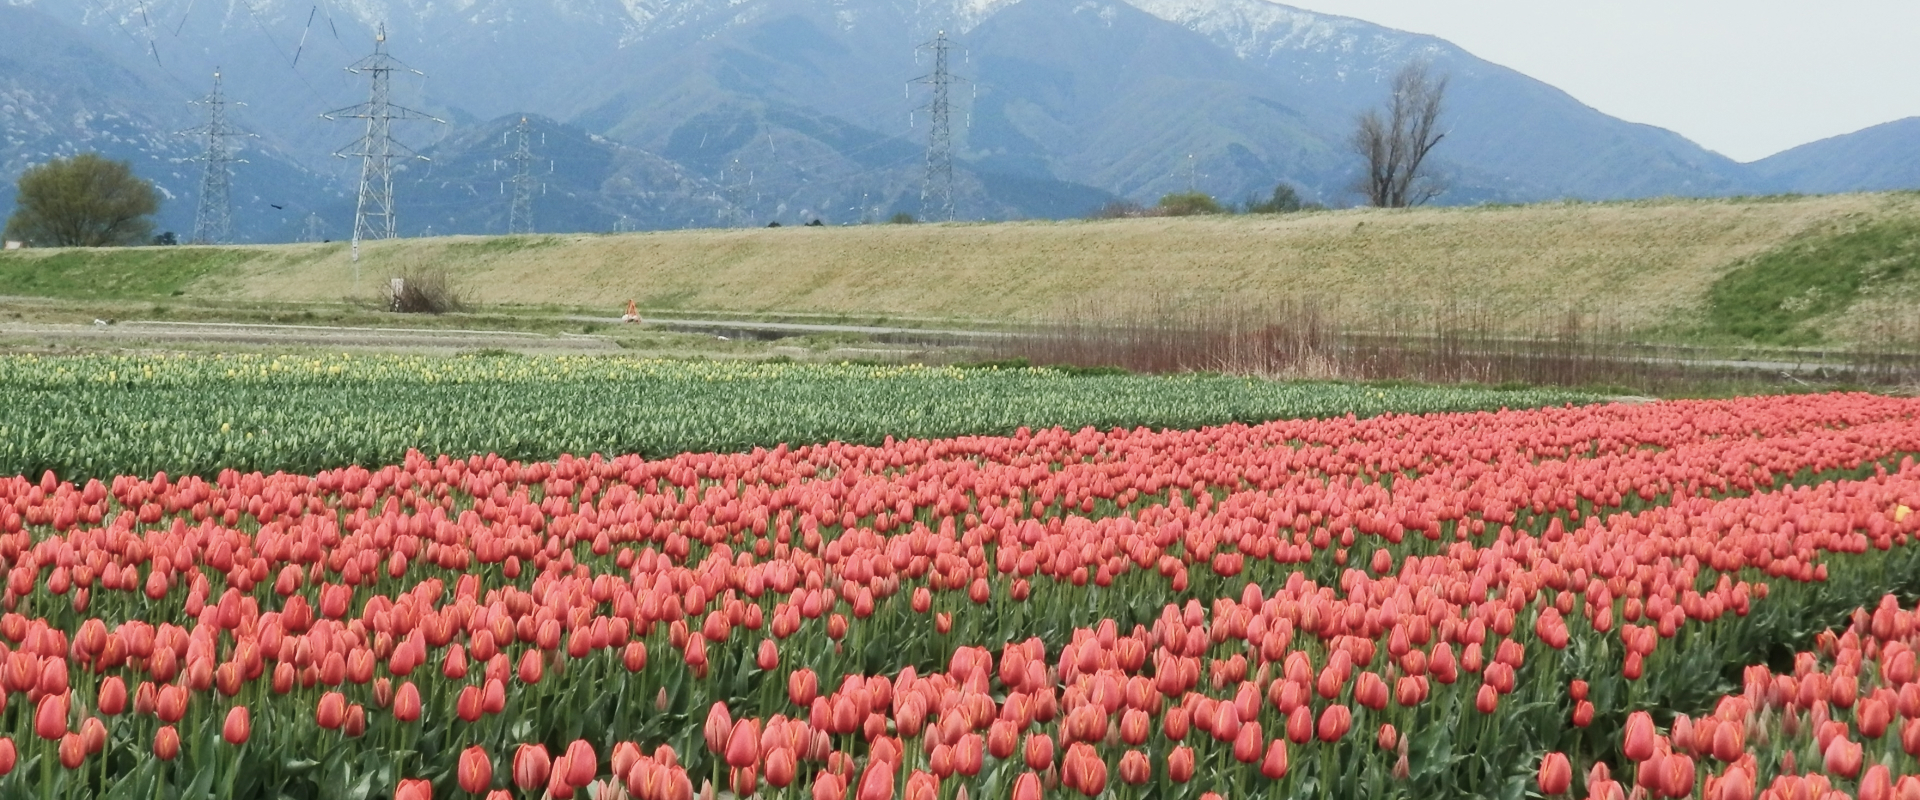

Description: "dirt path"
0 321 623 354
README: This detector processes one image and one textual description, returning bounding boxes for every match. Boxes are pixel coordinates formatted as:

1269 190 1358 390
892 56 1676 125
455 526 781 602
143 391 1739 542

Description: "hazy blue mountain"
9 0 1912 240
0 4 339 243
1749 118 1920 195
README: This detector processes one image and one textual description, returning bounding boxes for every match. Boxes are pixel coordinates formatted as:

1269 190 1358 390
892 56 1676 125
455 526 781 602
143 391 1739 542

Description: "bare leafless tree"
1350 60 1449 208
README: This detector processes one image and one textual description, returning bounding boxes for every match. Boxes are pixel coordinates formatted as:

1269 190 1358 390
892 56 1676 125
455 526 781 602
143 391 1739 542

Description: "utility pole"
324 24 442 278
912 31 965 222
508 116 535 234
179 69 250 244
303 213 325 243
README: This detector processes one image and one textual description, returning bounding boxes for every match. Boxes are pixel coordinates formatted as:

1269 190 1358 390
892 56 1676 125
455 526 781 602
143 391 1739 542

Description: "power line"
508 116 535 234
178 69 253 245
911 30 965 222
322 23 443 272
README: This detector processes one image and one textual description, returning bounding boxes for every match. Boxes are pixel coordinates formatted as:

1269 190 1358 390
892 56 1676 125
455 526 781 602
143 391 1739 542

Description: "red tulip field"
3 386 1920 799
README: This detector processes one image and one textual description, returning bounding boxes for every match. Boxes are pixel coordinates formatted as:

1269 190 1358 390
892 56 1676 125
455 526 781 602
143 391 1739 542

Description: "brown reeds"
994 297 1920 394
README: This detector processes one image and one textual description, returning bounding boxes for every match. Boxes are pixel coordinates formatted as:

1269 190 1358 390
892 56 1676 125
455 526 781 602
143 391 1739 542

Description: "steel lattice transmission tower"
179 70 251 244
324 24 441 262
912 31 966 222
508 117 536 235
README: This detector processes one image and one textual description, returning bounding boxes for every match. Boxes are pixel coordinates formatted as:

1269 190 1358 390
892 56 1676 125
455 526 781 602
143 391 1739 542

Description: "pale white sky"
1282 0 1920 163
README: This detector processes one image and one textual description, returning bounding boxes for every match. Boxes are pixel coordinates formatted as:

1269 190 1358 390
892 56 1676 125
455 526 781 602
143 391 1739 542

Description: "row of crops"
0 353 1598 480
0 386 1918 798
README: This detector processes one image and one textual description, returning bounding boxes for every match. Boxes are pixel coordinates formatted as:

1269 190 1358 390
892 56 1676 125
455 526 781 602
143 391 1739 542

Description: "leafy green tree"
1246 183 1307 214
1156 191 1224 216
3 153 161 247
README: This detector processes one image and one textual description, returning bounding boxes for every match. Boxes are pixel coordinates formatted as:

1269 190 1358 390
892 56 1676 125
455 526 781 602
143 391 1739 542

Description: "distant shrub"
1245 183 1322 214
1156 192 1225 216
889 212 916 224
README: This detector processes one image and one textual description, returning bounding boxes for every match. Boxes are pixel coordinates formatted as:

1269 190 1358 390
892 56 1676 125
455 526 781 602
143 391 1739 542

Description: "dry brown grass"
176 193 1920 330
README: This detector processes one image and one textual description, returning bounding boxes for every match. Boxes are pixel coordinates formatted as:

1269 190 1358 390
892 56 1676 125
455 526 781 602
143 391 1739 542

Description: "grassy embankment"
1 192 1917 348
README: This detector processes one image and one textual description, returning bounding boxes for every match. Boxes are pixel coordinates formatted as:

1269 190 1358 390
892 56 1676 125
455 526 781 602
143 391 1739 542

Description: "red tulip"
757 639 780 671
58 732 85 769
394 682 421 722
223 706 250 745
518 649 543 685
1024 733 1054 771
345 704 367 737
857 756 895 800
1537 752 1571 795
0 737 13 775
1262 738 1290 779
789 669 818 707
565 739 597 787
1316 704 1351 742
1064 742 1106 797
1011 771 1042 800
1120 750 1151 785
460 746 493 794
396 778 433 800
726 718 761 769
1233 721 1264 763
1824 736 1863 779
317 692 347 730
1624 711 1657 761
514 744 552 790
151 725 180 760
79 717 105 755
97 677 127 716
457 685 483 723
766 747 798 789
903 770 938 800
814 771 848 800
1475 684 1499 714
705 702 735 756
1862 765 1894 800
34 691 69 741
1168 745 1195 783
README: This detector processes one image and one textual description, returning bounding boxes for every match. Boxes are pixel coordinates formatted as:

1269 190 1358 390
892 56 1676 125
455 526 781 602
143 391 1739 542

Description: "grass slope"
3 193 1919 341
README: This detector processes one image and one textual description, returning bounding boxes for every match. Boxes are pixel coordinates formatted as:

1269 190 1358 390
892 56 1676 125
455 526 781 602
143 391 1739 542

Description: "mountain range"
1 0 1914 243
